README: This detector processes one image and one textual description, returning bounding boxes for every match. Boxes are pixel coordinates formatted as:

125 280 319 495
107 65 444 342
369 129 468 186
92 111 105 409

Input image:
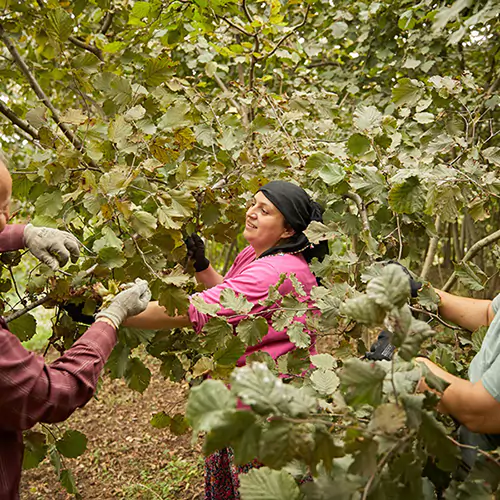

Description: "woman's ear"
281 226 295 239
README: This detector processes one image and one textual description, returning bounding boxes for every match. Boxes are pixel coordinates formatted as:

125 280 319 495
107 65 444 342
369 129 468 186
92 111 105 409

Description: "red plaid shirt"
0 225 117 499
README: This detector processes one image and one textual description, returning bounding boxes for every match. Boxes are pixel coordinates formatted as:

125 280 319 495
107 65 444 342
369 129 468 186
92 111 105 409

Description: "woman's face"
243 191 294 257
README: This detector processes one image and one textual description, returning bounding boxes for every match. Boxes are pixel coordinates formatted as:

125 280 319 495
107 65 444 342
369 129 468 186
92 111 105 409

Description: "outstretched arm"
435 289 495 332
123 301 192 330
417 357 500 434
195 265 224 287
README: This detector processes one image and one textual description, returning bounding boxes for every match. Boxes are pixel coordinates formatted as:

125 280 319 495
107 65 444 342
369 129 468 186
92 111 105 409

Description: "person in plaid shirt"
0 157 151 499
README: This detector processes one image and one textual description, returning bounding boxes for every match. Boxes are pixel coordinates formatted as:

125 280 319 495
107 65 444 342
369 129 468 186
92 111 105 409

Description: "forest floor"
20 355 204 500
20 336 341 500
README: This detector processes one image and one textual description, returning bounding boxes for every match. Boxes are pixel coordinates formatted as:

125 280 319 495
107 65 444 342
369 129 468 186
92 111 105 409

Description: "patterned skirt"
204 448 261 500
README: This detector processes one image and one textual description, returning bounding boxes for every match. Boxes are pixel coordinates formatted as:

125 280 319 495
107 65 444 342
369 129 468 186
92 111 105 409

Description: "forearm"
435 289 494 331
123 301 192 330
417 357 500 433
195 265 224 287
0 224 26 252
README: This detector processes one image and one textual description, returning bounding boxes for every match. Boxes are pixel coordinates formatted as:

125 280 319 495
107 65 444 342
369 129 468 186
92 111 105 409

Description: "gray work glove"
95 278 151 329
24 224 81 270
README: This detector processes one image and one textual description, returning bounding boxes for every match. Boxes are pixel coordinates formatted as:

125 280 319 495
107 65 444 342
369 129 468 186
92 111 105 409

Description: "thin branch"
218 15 254 37
447 436 500 468
442 228 500 292
0 24 100 170
68 36 103 61
409 306 462 331
344 192 371 234
5 295 51 323
420 215 441 281
242 0 253 23
263 5 310 60
0 100 39 139
396 214 403 261
100 12 114 35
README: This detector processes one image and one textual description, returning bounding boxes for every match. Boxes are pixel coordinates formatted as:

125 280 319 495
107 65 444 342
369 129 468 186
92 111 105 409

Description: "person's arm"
123 301 192 330
195 265 224 287
434 289 495 331
0 319 117 431
0 224 25 252
417 357 500 434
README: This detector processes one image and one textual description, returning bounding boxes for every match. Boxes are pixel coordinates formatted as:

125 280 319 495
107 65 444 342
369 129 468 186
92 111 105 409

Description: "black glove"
365 330 396 361
185 233 210 272
386 260 422 298
61 302 94 325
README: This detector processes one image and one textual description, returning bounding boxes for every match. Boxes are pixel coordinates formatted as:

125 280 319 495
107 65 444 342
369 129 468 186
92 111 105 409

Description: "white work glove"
24 224 81 271
95 279 151 329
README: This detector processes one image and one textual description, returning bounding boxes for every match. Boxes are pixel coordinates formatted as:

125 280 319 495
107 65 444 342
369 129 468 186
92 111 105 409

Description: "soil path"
21 358 204 500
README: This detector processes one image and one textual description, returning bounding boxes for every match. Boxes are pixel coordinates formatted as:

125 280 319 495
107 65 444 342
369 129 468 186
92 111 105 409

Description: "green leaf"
130 0 151 18
287 321 311 348
366 263 411 310
471 326 487 354
9 312 37 342
22 431 47 470
482 146 500 166
237 317 269 346
388 177 425 215
214 336 246 366
220 288 253 314
306 152 345 186
143 56 176 86
60 469 78 495
202 317 234 350
56 430 87 459
303 221 337 245
414 112 434 124
310 369 339 395
192 356 214 377
158 285 190 316
369 403 406 434
351 166 386 201
392 78 424 107
341 296 386 325
131 211 157 238
60 108 88 125
150 411 171 429
35 191 63 217
46 8 74 42
98 246 127 268
239 467 301 500
186 379 236 432
125 357 151 393
191 294 221 315
454 262 487 291
347 133 371 155
311 353 336 370
353 105 382 131
340 358 387 407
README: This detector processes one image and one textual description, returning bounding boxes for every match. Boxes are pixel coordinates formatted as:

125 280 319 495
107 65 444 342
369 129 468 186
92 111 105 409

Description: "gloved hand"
185 233 210 272
95 278 151 329
365 330 396 361
386 261 422 298
24 224 81 271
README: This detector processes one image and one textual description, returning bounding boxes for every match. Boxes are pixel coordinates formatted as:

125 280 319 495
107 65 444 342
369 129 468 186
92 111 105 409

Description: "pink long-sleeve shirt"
188 246 318 366
0 224 117 500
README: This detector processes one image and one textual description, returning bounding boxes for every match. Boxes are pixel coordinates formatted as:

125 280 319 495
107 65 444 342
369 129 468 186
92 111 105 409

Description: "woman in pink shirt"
126 180 328 499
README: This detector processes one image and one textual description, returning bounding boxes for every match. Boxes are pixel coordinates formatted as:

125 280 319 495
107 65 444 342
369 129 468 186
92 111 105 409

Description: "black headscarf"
257 181 329 263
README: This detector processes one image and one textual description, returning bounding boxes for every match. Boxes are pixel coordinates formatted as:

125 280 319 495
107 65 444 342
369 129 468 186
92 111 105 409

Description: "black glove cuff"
194 257 210 272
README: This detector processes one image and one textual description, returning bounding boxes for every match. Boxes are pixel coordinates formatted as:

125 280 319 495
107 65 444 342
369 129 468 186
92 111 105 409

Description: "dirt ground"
20 357 204 500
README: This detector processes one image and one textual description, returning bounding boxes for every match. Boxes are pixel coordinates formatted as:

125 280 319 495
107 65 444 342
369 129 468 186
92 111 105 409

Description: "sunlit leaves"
220 288 253 314
354 105 382 131
46 8 74 42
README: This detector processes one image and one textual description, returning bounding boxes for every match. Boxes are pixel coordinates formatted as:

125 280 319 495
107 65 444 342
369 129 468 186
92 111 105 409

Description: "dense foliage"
1 0 500 496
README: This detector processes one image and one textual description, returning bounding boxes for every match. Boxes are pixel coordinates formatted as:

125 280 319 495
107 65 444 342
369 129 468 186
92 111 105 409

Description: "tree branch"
68 36 103 61
0 100 39 139
100 11 114 35
218 15 254 37
344 192 371 234
0 23 101 172
5 295 51 323
262 5 310 61
420 215 441 281
442 228 500 292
